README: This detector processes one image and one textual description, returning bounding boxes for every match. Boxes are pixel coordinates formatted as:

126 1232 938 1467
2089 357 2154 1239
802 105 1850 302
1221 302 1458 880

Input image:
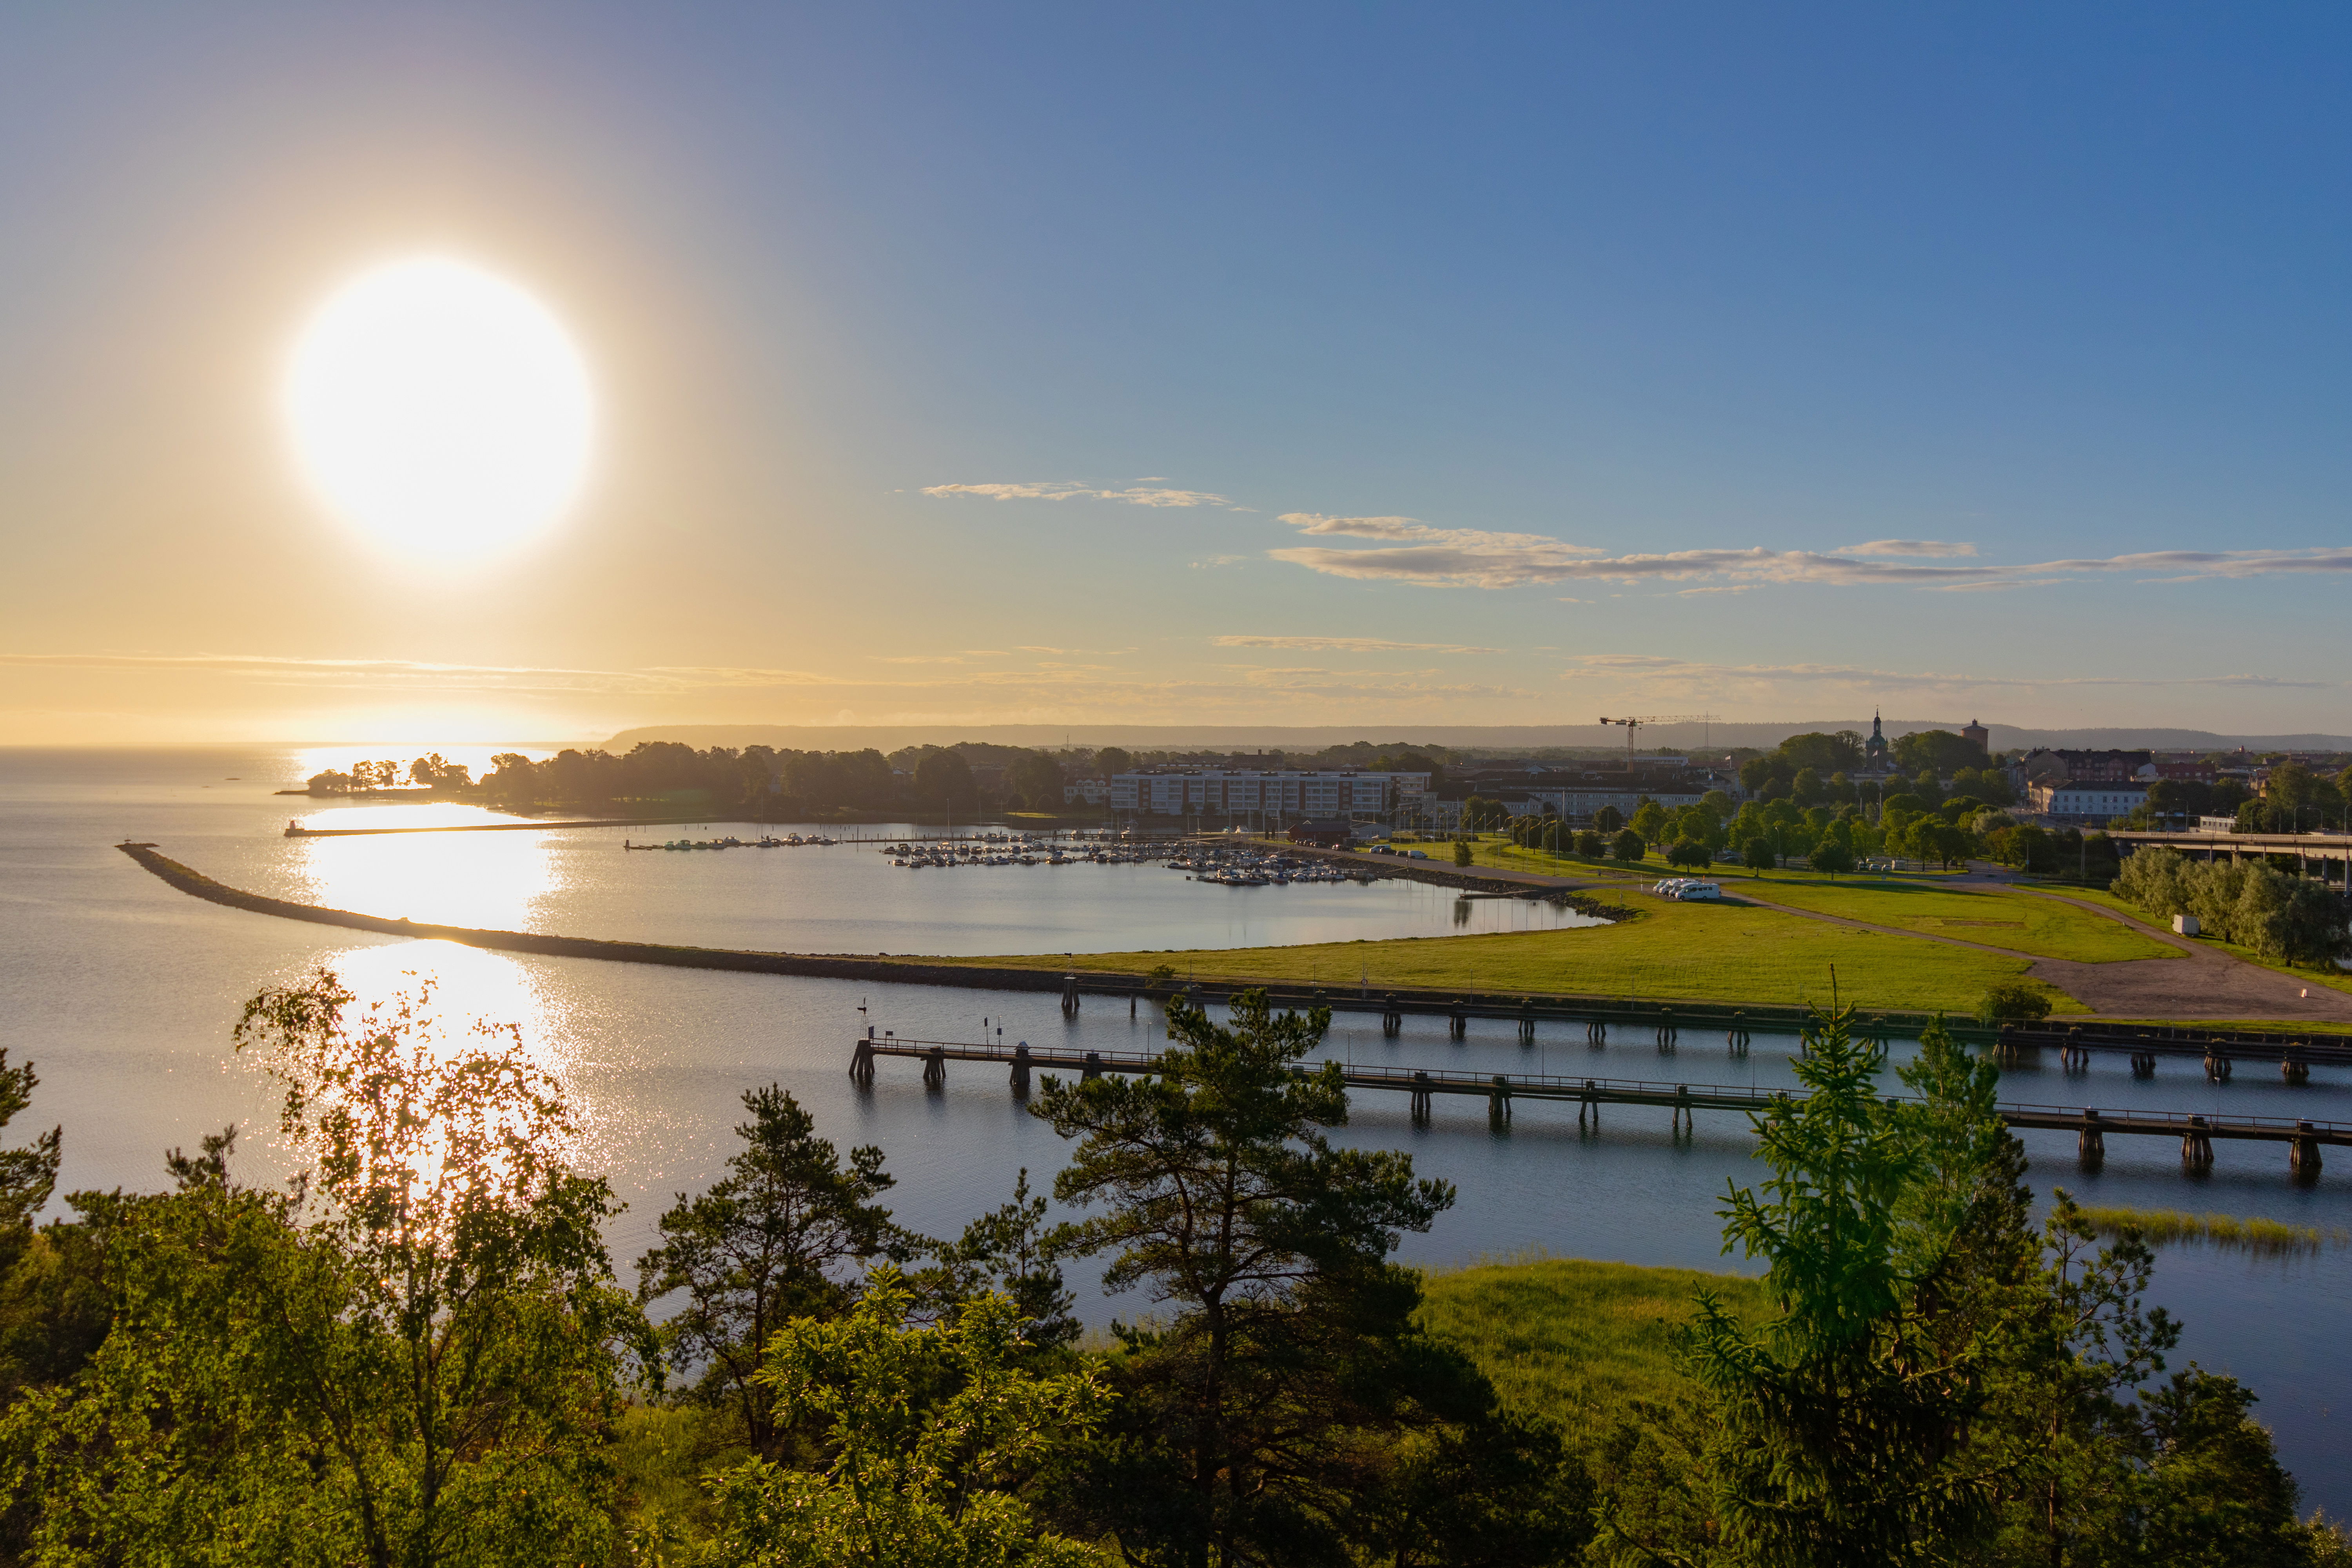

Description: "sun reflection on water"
298 941 623 1182
297 828 559 930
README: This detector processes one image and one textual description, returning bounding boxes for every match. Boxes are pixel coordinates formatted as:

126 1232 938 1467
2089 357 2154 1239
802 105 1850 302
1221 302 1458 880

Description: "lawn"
1417 1256 1770 1423
937 895 2083 1016
1740 880 2177 963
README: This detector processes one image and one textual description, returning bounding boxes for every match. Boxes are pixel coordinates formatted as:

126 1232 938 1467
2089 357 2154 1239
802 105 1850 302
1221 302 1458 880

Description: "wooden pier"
848 1032 2347 1176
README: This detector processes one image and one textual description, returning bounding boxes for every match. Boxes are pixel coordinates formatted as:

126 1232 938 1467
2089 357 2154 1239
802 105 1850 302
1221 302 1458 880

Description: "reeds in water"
2076 1206 2347 1256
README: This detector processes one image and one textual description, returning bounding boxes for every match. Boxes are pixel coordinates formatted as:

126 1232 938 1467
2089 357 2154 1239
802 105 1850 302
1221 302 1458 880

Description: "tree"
1575 829 1605 858
1677 1005 2002 1564
700 1274 1110 1568
1612 828 1647 863
637 1085 902 1456
1452 840 1473 868
1629 800 1670 842
1742 836 1775 875
1030 991 1457 1564
926 1168 1080 1353
1893 729 1987 776
1810 840 1855 878
913 748 978 812
0 1050 60 1248
1010 751 1065 811
11 972 637 1568
1978 979 2053 1025
1097 747 1134 778
1666 838 1712 869
1594 805 1626 834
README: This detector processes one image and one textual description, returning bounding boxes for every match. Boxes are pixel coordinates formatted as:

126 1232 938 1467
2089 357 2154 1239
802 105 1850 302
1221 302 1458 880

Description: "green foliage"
5 971 637 1568
1665 1006 2003 1565
1978 979 2054 1025
637 1085 903 1457
1453 840 1474 867
1613 828 1648 863
924 1168 1080 1352
0 1049 60 1240
1030 991 1574 1565
1741 836 1775 873
1666 838 1713 870
698 1274 1109 1568
2114 846 2351 965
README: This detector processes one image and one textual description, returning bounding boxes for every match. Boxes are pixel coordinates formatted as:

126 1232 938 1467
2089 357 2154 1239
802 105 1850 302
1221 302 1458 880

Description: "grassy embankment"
1745 881 2176 963
938 892 2080 1016
1417 1256 1768 1434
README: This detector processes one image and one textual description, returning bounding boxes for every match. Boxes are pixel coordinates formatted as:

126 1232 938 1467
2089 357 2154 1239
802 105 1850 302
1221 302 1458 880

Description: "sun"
284 256 593 558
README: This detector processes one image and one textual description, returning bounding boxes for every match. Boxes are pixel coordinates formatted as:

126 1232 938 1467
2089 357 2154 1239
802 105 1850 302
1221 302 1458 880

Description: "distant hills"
605 722 2352 755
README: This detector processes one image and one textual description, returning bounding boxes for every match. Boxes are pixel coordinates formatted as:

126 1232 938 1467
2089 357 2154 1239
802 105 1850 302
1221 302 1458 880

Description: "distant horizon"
11 719 2352 755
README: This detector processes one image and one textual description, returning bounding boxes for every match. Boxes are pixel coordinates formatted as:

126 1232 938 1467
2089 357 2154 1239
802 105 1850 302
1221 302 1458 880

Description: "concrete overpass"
2106 829 2352 884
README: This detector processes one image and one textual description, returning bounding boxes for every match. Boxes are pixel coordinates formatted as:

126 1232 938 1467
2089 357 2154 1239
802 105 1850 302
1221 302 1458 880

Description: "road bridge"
848 1033 2343 1178
2107 829 2352 884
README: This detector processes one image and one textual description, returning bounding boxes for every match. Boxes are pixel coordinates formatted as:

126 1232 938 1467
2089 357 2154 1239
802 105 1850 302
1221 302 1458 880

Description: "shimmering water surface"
5 745 2348 1512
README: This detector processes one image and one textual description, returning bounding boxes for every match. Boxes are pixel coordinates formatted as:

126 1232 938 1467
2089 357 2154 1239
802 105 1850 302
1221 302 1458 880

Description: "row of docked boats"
1164 848 1365 887
623 833 840 852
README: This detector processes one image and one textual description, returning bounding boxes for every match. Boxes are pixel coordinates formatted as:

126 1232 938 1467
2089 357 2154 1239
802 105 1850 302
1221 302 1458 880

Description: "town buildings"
1070 768 1430 822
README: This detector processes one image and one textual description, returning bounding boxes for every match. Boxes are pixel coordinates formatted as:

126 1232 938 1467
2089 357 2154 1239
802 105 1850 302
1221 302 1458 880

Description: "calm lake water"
5 744 2349 1512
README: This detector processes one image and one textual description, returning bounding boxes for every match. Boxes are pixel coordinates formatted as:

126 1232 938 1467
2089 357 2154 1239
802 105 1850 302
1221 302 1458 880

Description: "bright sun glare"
284 256 593 558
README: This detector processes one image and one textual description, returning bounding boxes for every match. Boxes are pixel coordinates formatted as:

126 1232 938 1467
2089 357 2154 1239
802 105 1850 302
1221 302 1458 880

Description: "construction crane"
1597 713 1720 761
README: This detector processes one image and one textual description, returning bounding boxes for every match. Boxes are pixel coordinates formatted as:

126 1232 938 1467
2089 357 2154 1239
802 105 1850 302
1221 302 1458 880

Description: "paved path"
1993 882 2352 1024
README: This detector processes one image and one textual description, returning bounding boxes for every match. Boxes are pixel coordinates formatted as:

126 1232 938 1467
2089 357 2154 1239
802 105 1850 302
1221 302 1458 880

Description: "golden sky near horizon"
6 8 2351 745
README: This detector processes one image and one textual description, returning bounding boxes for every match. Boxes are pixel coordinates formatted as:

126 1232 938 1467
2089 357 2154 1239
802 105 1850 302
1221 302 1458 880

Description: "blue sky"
3 4 2349 740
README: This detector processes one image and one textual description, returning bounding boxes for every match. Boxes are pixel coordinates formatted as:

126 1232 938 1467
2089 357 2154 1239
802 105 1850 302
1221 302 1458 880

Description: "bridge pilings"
2182 1116 2215 1172
1010 1043 1032 1098
1488 1075 1512 1128
2293 1122 2324 1182
2079 1109 2105 1168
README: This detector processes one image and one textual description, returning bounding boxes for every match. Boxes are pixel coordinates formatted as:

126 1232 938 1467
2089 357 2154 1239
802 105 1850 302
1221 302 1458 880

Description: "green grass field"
1739 880 2176 962
1417 1256 1770 1421
938 894 2081 1015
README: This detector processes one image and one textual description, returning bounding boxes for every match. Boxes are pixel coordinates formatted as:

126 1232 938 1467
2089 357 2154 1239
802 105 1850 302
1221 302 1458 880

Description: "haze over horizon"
7 5 2352 744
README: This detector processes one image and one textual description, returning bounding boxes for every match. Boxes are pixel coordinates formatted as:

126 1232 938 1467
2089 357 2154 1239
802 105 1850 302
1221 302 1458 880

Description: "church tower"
1864 709 1889 772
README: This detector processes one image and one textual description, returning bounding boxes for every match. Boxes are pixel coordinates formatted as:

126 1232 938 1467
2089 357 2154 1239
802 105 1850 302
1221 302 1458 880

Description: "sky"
4 4 2352 744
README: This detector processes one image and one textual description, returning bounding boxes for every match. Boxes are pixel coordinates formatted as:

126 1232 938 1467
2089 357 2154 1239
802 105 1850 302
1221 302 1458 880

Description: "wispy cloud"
1561 653 2332 694
923 481 1234 508
1272 526 2352 592
1837 539 1978 557
1210 635 1504 654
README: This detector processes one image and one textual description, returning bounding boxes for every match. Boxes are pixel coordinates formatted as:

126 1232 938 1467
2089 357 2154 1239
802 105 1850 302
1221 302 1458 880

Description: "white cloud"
1269 526 2352 592
923 481 1232 508
1559 653 2332 694
1210 635 1504 654
1837 539 1978 557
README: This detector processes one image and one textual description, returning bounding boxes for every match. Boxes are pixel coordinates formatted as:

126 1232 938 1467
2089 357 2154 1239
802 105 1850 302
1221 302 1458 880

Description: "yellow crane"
1597 713 1720 761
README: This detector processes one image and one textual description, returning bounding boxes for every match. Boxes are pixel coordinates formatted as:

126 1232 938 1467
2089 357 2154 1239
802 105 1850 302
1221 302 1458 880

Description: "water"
4 745 2348 1512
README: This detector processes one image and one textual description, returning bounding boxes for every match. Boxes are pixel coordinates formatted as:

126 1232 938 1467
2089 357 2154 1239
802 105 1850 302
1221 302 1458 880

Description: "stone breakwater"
109 841 1972 1041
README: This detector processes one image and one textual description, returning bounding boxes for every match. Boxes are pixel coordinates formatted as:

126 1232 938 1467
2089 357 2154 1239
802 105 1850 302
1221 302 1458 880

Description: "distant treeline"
307 739 1450 817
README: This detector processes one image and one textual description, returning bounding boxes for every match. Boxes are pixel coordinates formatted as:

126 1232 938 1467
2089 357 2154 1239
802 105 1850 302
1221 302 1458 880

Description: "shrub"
1977 980 2053 1026
1453 840 1473 868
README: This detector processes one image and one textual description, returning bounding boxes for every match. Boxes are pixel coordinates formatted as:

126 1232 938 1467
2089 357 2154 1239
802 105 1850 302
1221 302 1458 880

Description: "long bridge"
848 1033 2342 1178
2107 828 2352 884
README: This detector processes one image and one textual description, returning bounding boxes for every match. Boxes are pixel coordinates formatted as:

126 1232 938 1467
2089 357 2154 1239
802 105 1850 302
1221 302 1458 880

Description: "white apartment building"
2028 781 2149 824
1103 769 1429 820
